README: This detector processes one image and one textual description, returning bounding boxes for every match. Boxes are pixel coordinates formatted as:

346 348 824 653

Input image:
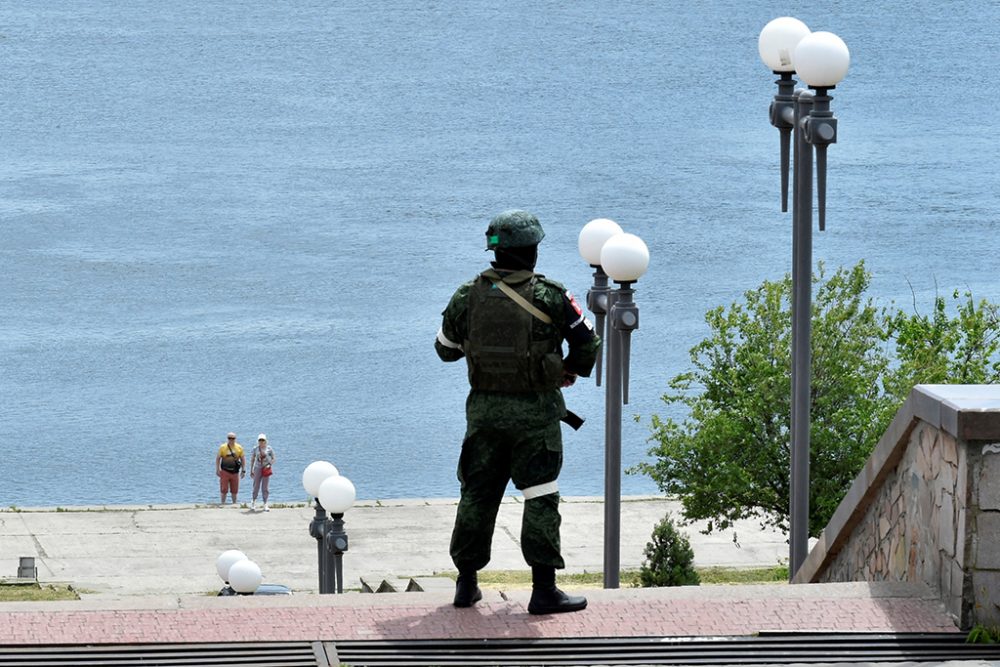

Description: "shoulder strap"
487 275 553 324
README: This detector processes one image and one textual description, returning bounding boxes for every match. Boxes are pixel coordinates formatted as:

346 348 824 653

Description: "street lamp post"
302 460 339 593
308 499 329 591
759 17 850 578
318 474 356 594
579 220 649 589
579 218 624 387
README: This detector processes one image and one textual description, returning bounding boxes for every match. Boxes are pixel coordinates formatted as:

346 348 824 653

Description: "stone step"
407 576 456 593
359 575 456 593
359 574 412 593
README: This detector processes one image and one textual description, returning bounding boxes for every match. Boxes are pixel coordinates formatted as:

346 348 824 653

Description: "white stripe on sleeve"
437 327 463 350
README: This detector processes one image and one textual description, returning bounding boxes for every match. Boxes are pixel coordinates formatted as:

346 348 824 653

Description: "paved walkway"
0 583 959 645
0 497 964 657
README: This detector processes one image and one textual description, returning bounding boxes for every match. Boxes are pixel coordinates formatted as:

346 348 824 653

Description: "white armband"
522 480 559 500
436 327 463 350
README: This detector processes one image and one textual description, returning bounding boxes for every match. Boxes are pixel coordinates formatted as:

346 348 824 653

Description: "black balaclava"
493 244 538 271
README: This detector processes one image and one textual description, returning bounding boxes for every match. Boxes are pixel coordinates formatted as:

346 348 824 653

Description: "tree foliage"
637 261 1000 537
887 288 1000 391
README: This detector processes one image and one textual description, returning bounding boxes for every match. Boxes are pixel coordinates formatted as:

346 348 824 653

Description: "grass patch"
471 566 787 589
967 624 1000 644
471 570 623 588
0 583 80 602
696 565 788 584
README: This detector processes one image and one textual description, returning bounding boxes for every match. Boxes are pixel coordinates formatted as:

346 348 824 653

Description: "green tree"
636 263 891 536
639 513 700 587
886 289 1000 393
637 262 1000 537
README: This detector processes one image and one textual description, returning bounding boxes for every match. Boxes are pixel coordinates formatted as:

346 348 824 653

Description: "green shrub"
639 513 700 587
967 625 1000 644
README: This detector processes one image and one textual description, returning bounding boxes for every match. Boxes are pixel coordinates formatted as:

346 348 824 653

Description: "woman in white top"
250 433 276 511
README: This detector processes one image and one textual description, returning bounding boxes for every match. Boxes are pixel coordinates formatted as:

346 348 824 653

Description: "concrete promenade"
0 495 972 663
1 496 786 596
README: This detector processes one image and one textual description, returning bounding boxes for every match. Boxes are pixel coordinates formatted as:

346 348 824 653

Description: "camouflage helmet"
485 210 545 250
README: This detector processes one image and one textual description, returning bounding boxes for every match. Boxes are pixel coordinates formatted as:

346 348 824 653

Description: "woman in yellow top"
215 432 246 504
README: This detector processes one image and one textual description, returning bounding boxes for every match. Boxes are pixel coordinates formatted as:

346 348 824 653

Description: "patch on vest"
566 290 583 316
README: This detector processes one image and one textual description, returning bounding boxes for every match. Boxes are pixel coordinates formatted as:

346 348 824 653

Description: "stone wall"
795 385 1000 629
814 422 969 619
970 443 1000 626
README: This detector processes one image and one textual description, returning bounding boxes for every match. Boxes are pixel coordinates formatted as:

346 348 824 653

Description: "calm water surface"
2 1 999 506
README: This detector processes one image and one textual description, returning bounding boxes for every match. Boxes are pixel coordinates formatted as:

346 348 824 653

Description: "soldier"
435 210 601 614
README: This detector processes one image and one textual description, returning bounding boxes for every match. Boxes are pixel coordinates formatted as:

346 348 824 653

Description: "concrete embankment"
0 495 788 596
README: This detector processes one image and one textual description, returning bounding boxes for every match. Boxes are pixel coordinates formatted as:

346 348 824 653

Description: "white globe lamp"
578 218 624 266
758 17 810 72
318 474 356 515
793 31 850 88
302 460 339 498
600 233 650 283
228 559 263 594
215 549 247 583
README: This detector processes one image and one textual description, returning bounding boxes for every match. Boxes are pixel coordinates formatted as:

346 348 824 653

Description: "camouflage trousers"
450 419 564 571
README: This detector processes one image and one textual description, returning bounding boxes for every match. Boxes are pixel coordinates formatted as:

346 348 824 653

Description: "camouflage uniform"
436 267 600 571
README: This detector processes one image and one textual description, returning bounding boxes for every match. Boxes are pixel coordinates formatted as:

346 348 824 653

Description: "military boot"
527 565 587 615
453 570 482 608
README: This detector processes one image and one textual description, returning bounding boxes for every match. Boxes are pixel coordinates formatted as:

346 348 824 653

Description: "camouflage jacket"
435 267 601 427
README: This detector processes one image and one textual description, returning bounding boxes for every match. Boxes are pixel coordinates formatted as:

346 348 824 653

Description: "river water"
2 1 998 506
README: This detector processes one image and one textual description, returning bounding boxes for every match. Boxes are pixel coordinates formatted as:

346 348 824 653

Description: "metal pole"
334 554 344 594
603 289 621 589
788 91 801 576
586 265 611 386
327 513 349 594
789 90 814 578
615 286 638 406
770 71 796 213
309 499 330 593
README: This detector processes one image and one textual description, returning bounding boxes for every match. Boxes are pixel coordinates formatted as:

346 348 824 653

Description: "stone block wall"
970 443 1000 626
795 385 1000 629
814 422 970 619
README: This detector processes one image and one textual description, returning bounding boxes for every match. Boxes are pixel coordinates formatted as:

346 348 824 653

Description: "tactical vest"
464 269 564 393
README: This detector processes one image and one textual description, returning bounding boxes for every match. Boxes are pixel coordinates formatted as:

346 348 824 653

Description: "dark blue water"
2 1 999 506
